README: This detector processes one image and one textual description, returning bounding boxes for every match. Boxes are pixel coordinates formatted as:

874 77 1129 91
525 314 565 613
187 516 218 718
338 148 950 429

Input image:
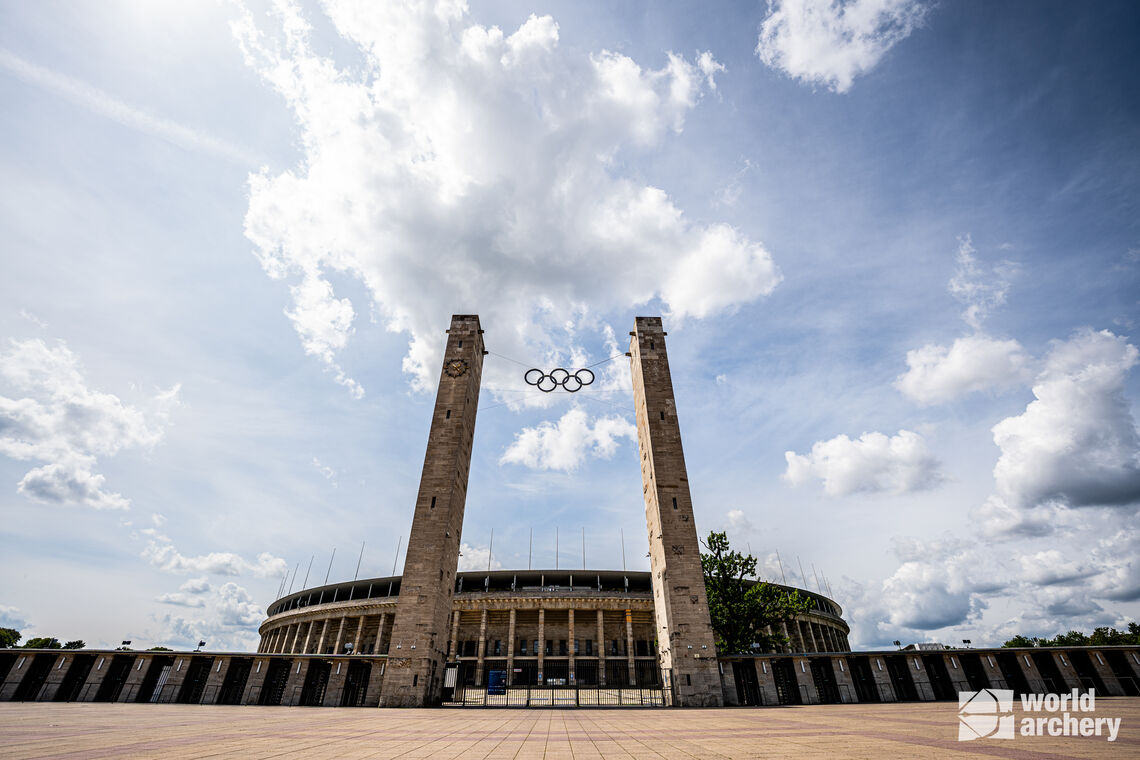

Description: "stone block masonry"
628 316 723 706
380 315 485 706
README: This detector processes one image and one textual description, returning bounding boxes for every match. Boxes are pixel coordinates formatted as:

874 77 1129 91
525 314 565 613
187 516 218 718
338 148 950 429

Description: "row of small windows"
456 639 656 658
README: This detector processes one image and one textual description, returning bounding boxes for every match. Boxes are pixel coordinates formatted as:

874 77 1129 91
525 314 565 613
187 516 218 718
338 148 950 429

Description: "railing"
446 684 670 707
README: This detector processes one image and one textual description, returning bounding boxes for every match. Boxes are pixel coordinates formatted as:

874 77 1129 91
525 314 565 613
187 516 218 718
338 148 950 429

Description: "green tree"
62 640 86 649
148 646 173 651
0 628 20 648
22 637 62 649
1001 634 1039 648
701 531 811 654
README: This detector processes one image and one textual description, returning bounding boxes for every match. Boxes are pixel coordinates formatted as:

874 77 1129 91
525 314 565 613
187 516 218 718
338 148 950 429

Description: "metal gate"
443 662 672 707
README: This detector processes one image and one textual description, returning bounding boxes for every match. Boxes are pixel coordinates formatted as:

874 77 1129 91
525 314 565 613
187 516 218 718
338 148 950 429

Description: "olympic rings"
524 367 596 393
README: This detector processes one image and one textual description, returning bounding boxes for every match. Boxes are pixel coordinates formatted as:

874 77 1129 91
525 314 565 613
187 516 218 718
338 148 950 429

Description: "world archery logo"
958 689 1015 741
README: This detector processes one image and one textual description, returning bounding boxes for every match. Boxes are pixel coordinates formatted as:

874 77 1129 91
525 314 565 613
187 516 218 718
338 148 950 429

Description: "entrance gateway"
379 315 723 707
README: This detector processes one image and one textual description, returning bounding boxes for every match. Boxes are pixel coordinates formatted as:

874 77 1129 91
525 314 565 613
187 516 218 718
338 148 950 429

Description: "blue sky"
1 0 1138 651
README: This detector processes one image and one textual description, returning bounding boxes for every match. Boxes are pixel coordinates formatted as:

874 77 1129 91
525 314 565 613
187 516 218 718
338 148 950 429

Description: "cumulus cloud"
756 0 928 93
896 334 1032 405
1016 550 1097 587
783 429 945 496
457 542 503 572
0 604 29 631
232 1 779 397
500 406 636 471
988 329 1140 518
0 338 178 509
143 537 286 579
156 592 206 608
152 581 265 650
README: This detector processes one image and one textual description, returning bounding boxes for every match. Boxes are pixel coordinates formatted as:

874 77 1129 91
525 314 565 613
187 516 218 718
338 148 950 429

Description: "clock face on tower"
444 358 468 378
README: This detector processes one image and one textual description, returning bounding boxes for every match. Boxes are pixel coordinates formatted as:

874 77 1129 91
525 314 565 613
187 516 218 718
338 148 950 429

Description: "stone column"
448 610 461 660
474 608 489 685
380 315 485 707
289 623 303 654
625 609 636 685
301 620 315 654
352 616 366 653
506 608 517 685
628 316 722 705
803 621 818 653
333 617 347 656
538 608 545 684
781 621 793 652
375 612 389 654
316 619 330 655
568 609 576 684
597 609 606 686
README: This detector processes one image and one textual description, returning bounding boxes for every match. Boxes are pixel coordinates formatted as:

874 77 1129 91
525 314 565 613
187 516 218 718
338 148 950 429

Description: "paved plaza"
1 699 1138 759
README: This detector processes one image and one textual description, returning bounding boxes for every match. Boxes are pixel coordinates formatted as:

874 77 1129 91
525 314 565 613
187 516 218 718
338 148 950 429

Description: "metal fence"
443 663 672 707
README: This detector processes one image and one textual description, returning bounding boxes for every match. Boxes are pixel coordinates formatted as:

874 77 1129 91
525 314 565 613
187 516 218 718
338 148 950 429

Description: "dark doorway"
300 660 331 706
958 653 990 691
885 656 918 701
847 657 880 703
217 658 253 705
771 659 801 705
54 654 95 702
258 659 291 705
604 660 628 687
1105 651 1140 696
135 656 175 703
176 657 214 704
1066 651 1106 694
921 655 955 701
633 660 661 687
93 655 135 703
1031 652 1069 692
0 653 18 688
732 662 761 706
13 654 55 701
996 652 1031 697
575 659 599 686
810 659 840 704
341 661 371 706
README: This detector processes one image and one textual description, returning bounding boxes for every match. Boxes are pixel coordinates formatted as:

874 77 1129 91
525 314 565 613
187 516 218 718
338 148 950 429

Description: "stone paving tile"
0 700 1138 758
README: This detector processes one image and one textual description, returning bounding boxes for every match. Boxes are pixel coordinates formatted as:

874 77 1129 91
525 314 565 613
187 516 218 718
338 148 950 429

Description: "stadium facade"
2 316 1139 708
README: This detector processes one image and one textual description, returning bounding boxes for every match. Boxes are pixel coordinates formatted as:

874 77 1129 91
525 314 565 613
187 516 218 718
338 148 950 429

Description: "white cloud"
896 334 1032 405
783 429 945 496
232 1 779 397
0 338 178 509
0 604 29 631
1016 550 1096 586
987 329 1140 521
312 456 337 486
0 47 259 166
726 508 754 535
500 407 636 471
151 581 265 650
948 236 1017 331
756 0 928 94
180 577 212 594
155 592 206 608
215 582 263 626
457 542 503 572
142 537 286 579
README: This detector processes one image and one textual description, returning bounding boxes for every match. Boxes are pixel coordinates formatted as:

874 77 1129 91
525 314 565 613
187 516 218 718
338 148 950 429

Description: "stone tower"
628 316 723 706
380 315 484 707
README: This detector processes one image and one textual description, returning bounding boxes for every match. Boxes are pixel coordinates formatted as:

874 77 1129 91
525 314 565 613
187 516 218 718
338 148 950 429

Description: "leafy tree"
701 531 811 654
148 646 173 651
22 637 62 649
0 628 20 648
62 640 86 649
1004 625 1140 648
